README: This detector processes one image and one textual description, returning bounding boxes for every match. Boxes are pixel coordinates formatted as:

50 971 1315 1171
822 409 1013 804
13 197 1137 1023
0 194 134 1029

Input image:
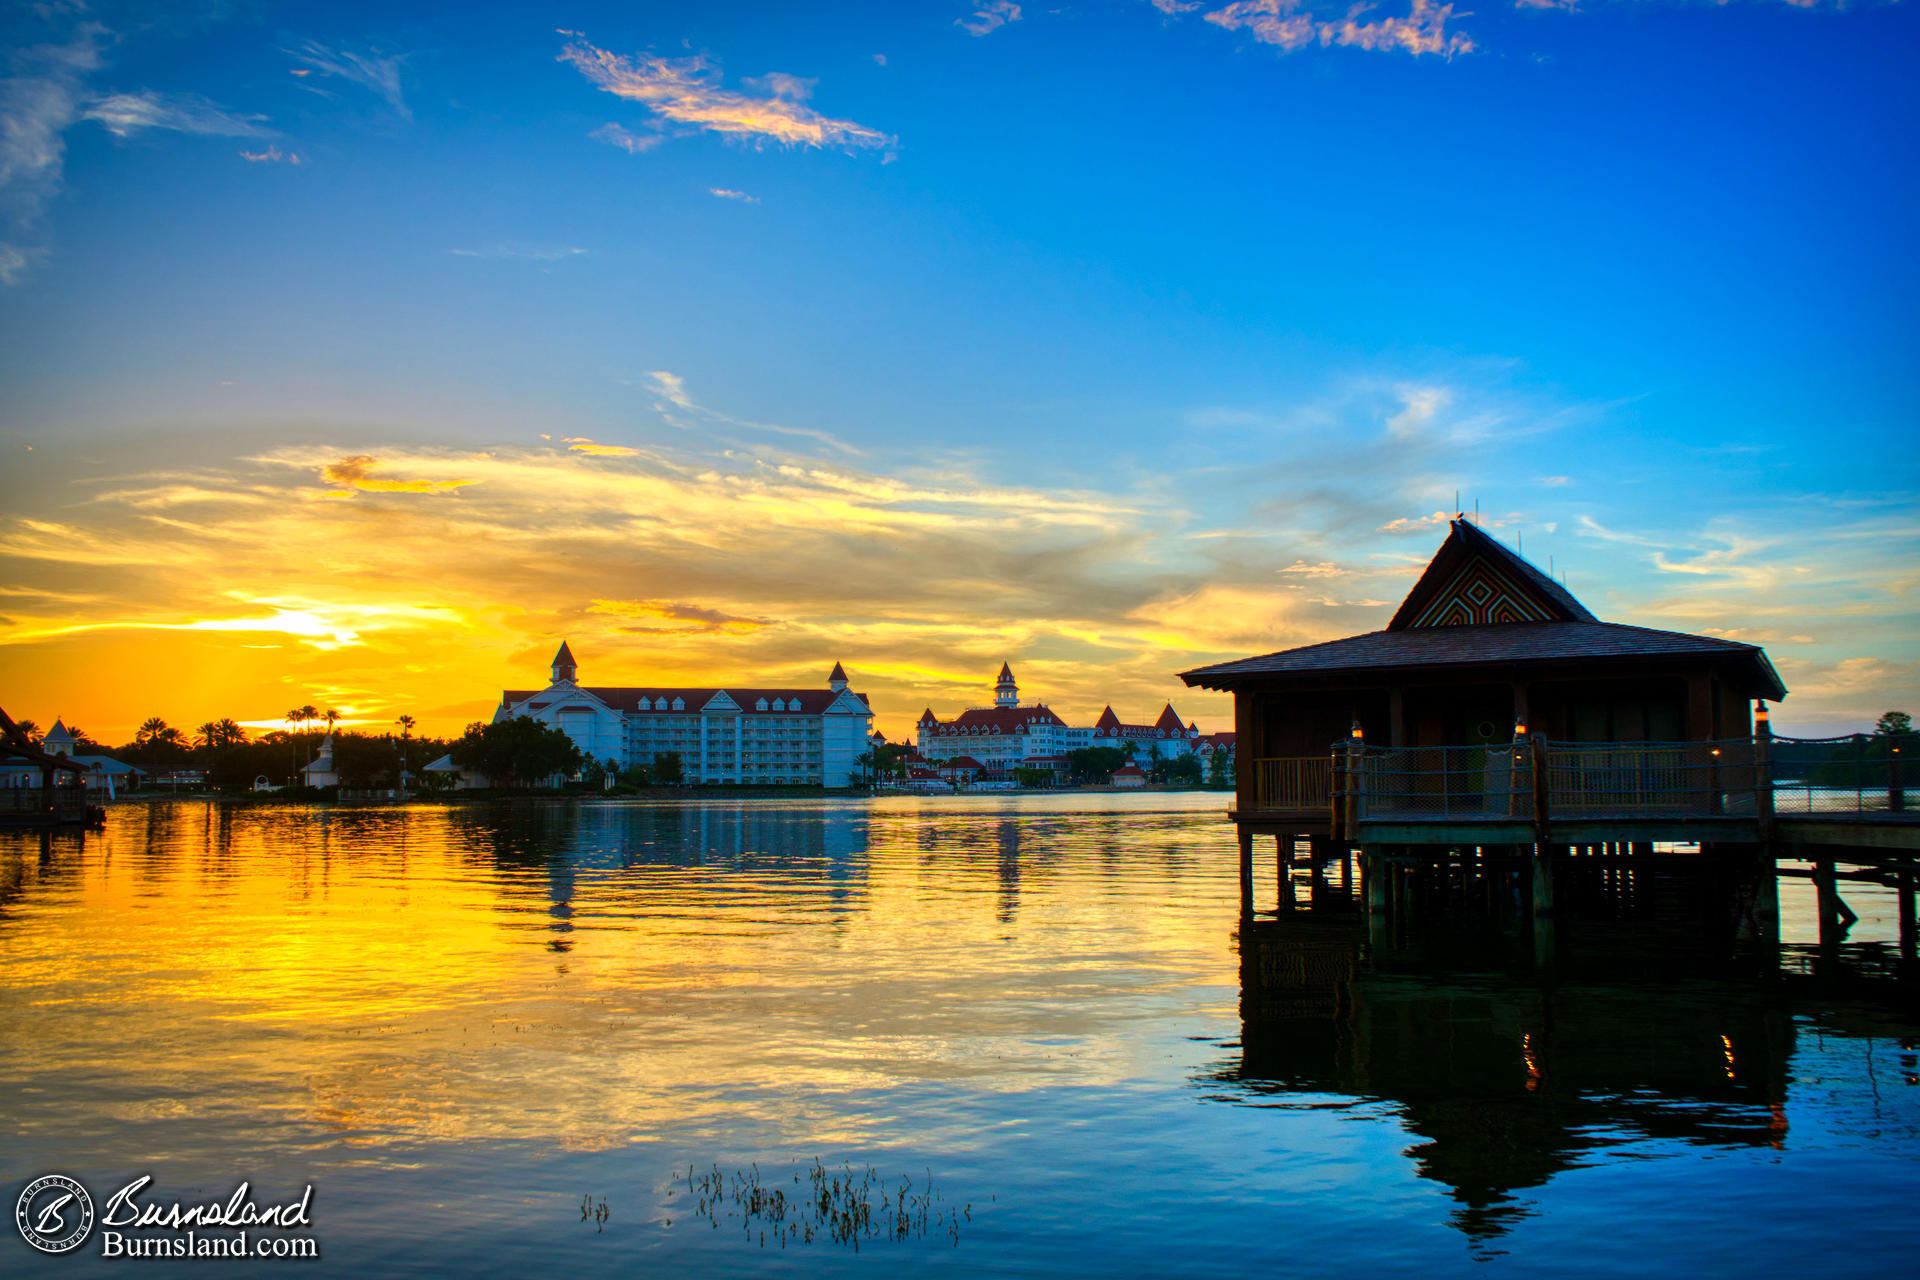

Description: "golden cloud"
321 455 477 495
561 39 893 153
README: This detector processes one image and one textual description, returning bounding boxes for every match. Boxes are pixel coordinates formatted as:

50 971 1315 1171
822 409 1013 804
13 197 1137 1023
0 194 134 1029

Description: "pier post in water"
1364 847 1389 956
1276 835 1293 912
1238 827 1253 917
1898 861 1915 967
1531 843 1558 972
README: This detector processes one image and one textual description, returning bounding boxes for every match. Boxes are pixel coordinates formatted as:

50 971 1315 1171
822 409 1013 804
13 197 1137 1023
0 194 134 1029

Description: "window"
756 698 769 711
672 697 685 711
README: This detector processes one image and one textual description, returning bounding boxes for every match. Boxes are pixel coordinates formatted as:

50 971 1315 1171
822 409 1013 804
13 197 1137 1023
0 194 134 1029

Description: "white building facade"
493 644 874 788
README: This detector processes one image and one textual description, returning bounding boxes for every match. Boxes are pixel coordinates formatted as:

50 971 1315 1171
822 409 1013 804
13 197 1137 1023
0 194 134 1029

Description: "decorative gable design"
1407 557 1559 627
1388 518 1597 630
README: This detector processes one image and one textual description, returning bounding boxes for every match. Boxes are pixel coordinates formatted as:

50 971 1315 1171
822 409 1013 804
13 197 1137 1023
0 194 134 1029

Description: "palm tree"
322 708 341 735
13 718 40 742
394 715 416 789
135 716 172 748
288 704 321 781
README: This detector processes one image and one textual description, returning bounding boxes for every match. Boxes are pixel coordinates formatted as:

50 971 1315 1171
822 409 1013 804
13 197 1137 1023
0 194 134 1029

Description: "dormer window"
672 697 685 711
773 697 787 711
756 698 769 711
636 697 651 711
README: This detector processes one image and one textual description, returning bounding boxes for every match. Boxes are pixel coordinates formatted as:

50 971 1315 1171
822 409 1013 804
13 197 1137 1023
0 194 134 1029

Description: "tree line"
8 709 452 792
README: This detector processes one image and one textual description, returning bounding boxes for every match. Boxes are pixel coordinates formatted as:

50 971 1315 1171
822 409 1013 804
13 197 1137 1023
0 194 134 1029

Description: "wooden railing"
1353 738 1759 826
1251 756 1334 810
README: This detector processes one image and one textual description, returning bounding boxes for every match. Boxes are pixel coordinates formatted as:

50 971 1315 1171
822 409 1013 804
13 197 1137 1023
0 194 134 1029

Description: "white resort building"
482 643 874 787
915 664 1209 772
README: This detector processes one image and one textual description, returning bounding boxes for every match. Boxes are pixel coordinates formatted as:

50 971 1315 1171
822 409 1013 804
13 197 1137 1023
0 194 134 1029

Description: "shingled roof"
1180 519 1788 700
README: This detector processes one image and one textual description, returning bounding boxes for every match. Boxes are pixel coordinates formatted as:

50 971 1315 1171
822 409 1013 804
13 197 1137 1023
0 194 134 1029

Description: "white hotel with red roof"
492 643 874 787
914 664 1225 774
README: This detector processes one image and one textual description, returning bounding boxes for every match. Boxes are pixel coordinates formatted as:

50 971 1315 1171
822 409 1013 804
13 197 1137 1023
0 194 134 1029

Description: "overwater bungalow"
1180 518 1799 917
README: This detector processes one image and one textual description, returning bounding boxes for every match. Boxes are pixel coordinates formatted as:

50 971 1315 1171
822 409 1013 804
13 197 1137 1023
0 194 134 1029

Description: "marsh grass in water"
670 1160 970 1250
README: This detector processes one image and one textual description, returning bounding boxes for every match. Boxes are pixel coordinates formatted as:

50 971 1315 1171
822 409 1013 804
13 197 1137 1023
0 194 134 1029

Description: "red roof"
942 755 985 770
1154 703 1186 733
933 706 1067 734
1112 764 1147 777
829 661 848 682
917 707 938 725
997 662 1014 682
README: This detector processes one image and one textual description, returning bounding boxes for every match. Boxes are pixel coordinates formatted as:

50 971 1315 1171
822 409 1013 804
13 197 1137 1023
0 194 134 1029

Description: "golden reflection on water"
0 796 1241 1161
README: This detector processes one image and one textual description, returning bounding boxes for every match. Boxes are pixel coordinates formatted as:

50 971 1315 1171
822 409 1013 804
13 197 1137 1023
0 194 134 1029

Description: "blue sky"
0 0 1914 739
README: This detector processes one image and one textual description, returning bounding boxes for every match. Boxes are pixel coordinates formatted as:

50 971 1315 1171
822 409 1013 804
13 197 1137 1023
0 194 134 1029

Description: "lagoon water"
2 794 1917 1276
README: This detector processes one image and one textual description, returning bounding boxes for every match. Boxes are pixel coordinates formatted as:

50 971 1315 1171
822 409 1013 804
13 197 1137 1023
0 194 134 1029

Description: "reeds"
677 1159 969 1249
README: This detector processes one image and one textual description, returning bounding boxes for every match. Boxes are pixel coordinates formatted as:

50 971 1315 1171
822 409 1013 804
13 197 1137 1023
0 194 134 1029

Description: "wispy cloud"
709 187 759 203
82 90 271 138
288 40 409 120
1200 0 1475 58
646 371 694 409
590 122 666 153
590 598 775 635
1377 510 1453 534
643 370 858 455
2 21 282 283
449 243 589 261
566 440 642 457
958 2 1023 36
560 37 894 154
0 23 106 282
239 146 302 164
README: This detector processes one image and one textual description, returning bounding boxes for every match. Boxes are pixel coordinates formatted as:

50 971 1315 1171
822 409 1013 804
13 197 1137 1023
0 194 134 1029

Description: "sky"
0 0 1914 745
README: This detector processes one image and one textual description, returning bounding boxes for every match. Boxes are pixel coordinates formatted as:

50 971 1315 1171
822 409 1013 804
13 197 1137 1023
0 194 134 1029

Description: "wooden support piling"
1898 861 1916 966
1238 827 1253 917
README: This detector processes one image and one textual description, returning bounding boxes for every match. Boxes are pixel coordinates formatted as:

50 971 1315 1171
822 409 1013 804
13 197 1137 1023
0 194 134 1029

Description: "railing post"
1330 748 1346 843
1345 722 1365 839
1529 732 1552 849
1891 739 1905 814
1754 702 1775 840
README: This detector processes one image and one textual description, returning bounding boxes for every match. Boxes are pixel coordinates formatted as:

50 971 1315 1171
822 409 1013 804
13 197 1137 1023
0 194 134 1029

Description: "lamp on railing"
1350 720 1364 742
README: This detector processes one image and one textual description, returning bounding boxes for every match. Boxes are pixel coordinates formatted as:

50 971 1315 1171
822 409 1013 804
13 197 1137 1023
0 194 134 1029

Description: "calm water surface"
2 794 1916 1276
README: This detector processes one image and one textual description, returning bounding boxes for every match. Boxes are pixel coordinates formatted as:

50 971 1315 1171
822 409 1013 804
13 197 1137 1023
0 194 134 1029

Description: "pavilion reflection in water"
1211 864 1804 1244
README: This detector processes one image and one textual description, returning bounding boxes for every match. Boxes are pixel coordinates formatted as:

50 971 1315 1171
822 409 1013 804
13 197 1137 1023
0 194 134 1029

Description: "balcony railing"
1250 756 1333 810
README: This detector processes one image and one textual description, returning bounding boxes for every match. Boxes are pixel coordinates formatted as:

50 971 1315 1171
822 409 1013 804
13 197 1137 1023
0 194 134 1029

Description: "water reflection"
1215 854 1918 1253
2 798 1916 1277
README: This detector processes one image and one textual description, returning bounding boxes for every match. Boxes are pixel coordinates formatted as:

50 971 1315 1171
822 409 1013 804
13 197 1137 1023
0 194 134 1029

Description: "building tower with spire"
829 661 849 692
551 641 577 686
994 663 1019 709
